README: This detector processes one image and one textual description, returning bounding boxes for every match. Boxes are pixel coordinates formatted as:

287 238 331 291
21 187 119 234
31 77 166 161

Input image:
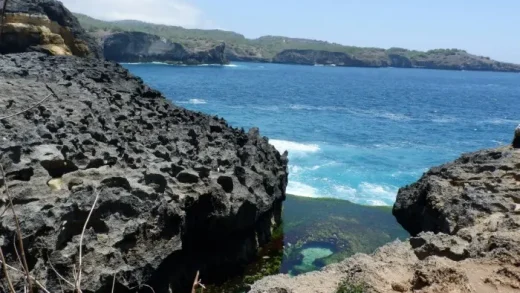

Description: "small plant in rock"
335 279 367 293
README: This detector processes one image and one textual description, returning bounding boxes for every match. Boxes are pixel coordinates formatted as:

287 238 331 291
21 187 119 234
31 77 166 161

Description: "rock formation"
103 31 228 65
272 50 367 67
251 141 520 292
0 52 288 293
272 49 520 72
0 0 101 57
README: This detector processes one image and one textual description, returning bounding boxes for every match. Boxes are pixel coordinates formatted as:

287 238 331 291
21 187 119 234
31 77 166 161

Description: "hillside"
75 13 520 72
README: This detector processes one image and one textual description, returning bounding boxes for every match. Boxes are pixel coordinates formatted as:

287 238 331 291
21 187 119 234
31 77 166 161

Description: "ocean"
124 62 520 206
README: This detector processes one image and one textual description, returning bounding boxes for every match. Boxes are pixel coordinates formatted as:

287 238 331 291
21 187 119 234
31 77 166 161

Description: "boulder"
0 52 288 293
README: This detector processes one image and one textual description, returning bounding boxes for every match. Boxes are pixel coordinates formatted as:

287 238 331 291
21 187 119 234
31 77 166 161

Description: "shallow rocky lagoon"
204 195 408 292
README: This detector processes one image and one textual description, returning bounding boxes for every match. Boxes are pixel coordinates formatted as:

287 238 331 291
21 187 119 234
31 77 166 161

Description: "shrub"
336 280 367 293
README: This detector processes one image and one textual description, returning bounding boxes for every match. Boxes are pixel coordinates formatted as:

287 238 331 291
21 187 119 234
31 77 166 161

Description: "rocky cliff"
251 140 520 292
0 52 287 293
273 50 367 67
273 49 520 72
0 0 101 57
103 31 228 65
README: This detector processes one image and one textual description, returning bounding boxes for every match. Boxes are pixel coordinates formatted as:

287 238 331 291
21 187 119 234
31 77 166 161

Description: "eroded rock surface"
0 0 102 57
251 146 520 293
103 31 228 65
0 52 288 293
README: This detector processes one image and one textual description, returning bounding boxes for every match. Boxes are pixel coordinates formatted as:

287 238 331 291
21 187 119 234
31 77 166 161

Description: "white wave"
120 62 142 65
270 139 320 155
151 61 169 65
252 106 280 111
286 181 318 197
483 118 519 125
187 99 207 105
366 199 388 206
289 163 334 174
359 182 398 200
333 185 357 197
224 64 238 67
431 116 458 123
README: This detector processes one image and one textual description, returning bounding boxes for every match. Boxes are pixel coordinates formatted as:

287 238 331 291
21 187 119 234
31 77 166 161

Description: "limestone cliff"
251 140 520 293
0 0 101 57
0 52 287 293
103 31 228 65
273 48 520 72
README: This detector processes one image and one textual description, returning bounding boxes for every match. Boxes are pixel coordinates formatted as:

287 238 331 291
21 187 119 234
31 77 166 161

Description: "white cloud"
60 0 214 28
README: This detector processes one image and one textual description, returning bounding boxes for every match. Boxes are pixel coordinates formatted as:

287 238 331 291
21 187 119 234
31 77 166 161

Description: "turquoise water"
124 62 520 205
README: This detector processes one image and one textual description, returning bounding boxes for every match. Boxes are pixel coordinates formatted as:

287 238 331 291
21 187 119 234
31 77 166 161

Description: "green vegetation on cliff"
75 13 520 71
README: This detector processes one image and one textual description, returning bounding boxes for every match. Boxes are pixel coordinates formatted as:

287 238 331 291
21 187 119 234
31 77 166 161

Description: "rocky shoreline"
251 144 520 293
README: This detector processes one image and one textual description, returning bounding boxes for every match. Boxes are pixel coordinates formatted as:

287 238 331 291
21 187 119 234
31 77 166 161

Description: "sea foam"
270 139 320 154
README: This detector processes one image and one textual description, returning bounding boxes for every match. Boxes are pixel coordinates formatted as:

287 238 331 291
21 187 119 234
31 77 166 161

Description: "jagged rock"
0 0 102 57
103 31 228 65
513 125 520 148
0 52 288 293
251 145 520 293
410 232 469 261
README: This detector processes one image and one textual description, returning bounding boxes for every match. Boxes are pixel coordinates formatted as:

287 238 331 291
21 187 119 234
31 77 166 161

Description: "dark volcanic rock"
0 52 287 293
103 31 228 65
0 0 102 57
393 147 520 236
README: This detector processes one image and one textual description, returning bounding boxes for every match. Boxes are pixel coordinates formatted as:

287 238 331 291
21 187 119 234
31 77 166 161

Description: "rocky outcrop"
272 49 367 67
103 31 228 65
0 0 101 57
251 142 520 292
0 52 287 293
272 49 520 72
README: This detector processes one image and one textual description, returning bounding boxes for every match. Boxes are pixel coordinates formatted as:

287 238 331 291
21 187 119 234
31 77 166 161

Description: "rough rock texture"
0 0 102 57
251 146 520 293
103 31 228 65
0 52 288 293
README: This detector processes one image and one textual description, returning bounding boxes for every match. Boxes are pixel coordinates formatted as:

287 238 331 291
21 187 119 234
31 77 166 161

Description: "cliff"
274 48 520 72
251 138 520 292
74 13 520 72
0 0 101 57
103 31 228 65
0 52 287 292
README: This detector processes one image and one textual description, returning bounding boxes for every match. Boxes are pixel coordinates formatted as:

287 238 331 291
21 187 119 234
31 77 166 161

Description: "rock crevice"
252 146 520 293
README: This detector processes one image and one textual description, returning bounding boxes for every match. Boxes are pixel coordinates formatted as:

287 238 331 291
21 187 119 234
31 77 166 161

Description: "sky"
60 0 520 63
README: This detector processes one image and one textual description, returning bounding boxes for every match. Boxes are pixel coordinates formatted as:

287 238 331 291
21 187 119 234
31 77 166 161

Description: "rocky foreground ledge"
251 145 520 293
0 52 288 292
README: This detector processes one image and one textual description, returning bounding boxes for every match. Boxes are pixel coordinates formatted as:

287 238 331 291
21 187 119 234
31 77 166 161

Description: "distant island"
75 13 520 72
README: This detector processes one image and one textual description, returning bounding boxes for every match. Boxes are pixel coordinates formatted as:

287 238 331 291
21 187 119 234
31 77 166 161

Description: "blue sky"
62 0 520 63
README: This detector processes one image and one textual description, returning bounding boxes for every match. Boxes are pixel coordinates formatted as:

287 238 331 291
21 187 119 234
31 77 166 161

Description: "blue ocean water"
124 62 520 206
